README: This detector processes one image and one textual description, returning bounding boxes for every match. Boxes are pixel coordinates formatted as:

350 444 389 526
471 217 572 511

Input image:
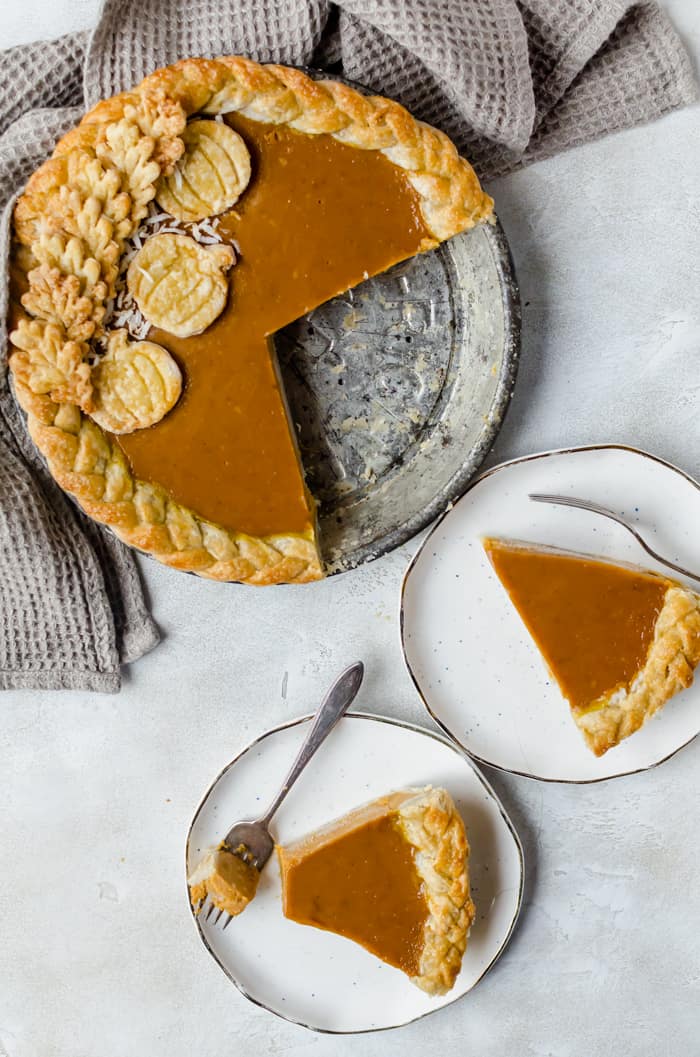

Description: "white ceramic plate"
401 445 700 783
186 713 523 1033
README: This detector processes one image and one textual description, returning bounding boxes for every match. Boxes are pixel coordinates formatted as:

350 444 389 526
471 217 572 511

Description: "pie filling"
277 796 428 975
484 538 670 710
117 115 433 538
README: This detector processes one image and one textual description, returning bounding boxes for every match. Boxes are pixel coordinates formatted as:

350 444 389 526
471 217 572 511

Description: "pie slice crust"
8 57 494 585
277 786 475 995
484 537 700 756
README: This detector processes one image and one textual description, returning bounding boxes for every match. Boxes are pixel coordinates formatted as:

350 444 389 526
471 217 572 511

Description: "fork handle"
258 661 364 827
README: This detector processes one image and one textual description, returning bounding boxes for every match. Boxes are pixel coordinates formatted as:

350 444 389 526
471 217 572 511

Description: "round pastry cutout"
156 119 252 221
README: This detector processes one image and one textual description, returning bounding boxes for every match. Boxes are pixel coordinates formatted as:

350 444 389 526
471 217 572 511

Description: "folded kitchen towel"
0 0 696 689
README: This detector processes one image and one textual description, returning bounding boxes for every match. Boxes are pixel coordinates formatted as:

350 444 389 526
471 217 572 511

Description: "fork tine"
197 896 229 928
530 493 614 514
221 914 233 931
529 493 585 508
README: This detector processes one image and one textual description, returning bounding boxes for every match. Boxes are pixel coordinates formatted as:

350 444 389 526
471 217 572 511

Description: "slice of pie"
484 537 700 756
8 57 493 584
277 786 474 995
188 842 260 918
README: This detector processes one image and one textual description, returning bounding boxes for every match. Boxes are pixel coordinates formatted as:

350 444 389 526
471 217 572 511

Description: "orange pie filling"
118 115 434 540
277 787 474 994
483 537 670 714
278 798 428 976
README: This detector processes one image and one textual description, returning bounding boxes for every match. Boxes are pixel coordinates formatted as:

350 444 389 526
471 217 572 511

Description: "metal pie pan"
278 214 520 573
43 70 521 579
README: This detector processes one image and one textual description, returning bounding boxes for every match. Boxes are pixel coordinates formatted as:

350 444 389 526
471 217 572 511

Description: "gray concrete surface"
1 3 699 1054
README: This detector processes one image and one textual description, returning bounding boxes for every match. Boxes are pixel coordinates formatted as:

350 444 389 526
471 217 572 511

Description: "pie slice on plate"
483 537 700 756
9 57 493 584
277 786 475 995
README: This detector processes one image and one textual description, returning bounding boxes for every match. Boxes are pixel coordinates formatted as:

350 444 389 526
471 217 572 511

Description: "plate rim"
400 442 700 785
185 709 525 1035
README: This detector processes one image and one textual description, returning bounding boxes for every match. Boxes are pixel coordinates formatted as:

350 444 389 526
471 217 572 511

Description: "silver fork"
199 660 364 929
529 493 700 585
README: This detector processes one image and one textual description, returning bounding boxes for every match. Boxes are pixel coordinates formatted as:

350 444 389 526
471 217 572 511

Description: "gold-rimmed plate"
186 712 523 1033
401 445 700 783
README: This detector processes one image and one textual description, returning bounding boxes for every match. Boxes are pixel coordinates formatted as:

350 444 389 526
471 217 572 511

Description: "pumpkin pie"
8 57 493 584
188 842 260 919
277 786 475 995
484 537 700 756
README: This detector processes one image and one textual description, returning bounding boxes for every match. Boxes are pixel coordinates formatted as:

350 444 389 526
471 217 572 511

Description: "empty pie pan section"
186 712 523 1033
277 216 520 573
401 444 700 783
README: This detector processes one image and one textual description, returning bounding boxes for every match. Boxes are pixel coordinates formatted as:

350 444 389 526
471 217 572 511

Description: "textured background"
1 2 699 1055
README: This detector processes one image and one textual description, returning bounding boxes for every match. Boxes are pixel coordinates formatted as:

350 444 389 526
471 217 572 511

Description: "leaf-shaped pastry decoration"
126 232 235 338
22 265 103 341
156 120 251 222
90 328 182 434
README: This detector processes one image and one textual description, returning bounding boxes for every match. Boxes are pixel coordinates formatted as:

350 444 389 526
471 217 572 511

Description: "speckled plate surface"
186 712 523 1033
279 217 519 572
401 445 700 783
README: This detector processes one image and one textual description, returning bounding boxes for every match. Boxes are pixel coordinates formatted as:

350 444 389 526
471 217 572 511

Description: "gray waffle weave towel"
0 1 696 691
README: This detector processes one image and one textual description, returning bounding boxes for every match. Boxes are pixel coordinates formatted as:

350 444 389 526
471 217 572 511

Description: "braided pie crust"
394 786 475 995
575 584 700 756
8 57 494 584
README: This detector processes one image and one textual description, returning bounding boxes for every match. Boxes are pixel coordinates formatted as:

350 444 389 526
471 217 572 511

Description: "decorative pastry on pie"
277 787 474 995
8 57 494 585
188 843 260 918
483 537 700 756
126 232 235 337
156 119 251 221
90 328 182 433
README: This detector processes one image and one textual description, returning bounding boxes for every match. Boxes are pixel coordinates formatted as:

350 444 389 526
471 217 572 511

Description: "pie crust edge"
574 584 700 756
9 56 494 585
397 786 475 995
